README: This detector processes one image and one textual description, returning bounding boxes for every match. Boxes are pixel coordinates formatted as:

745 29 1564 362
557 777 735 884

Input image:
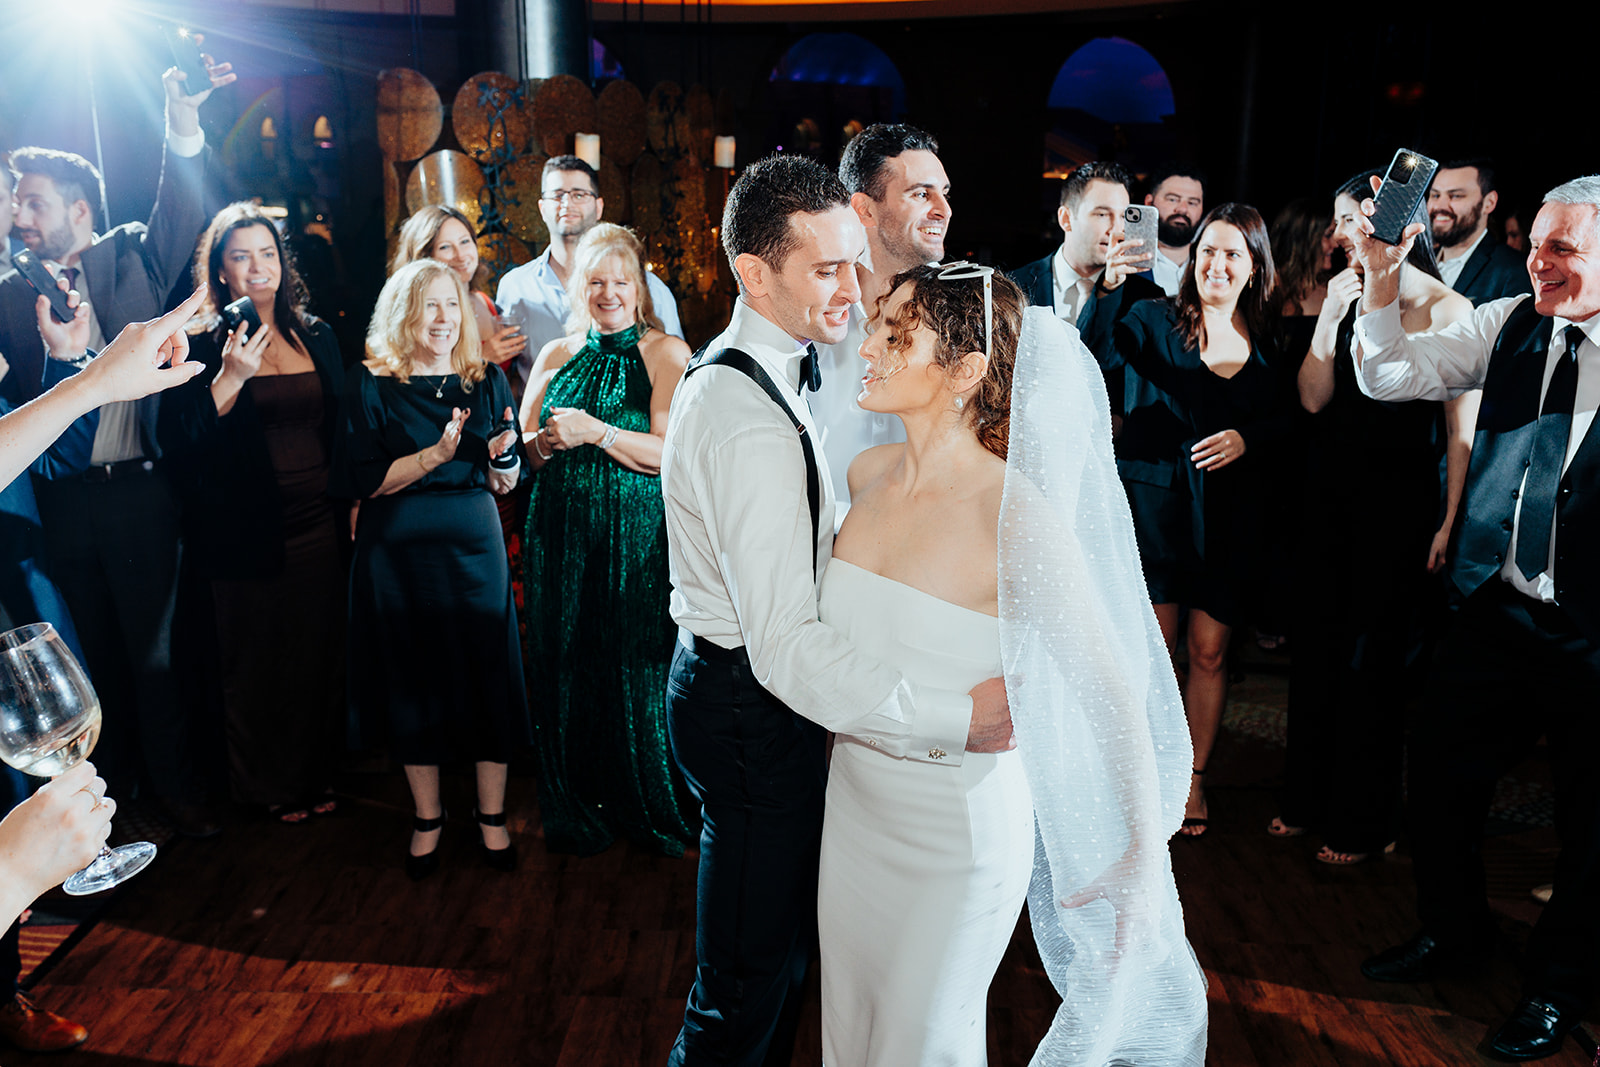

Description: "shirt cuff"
901 682 973 767
166 127 206 158
1352 300 1405 355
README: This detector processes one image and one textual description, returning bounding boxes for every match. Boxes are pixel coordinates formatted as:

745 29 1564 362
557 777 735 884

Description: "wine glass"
0 623 156 895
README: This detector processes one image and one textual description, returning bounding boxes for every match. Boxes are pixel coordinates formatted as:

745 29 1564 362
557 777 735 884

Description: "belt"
679 628 747 665
81 458 155 483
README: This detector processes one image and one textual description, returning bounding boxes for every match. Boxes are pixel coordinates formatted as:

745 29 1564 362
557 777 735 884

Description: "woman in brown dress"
159 202 347 822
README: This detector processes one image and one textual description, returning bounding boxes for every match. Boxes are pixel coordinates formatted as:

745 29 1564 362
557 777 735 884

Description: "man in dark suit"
1429 158 1533 306
0 56 233 842
1008 161 1164 413
1350 174 1600 1063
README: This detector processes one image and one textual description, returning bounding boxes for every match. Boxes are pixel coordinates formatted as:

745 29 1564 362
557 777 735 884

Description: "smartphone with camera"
221 295 263 335
12 249 75 325
163 24 212 95
1122 204 1159 267
1369 148 1439 246
488 414 519 470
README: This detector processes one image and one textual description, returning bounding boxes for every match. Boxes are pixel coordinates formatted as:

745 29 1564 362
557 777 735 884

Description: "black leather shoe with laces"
1484 997 1580 1062
1360 931 1488 983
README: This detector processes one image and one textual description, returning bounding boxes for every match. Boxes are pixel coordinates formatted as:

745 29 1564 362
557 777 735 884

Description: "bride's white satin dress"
817 559 1035 1067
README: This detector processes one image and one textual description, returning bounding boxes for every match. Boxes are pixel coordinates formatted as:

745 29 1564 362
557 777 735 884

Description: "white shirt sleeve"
166 127 205 158
1352 295 1522 402
695 408 973 765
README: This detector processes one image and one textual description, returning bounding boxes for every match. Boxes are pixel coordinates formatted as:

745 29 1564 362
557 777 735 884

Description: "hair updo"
876 264 1024 460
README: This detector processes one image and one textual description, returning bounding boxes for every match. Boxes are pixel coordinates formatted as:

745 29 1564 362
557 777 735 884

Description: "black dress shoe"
475 809 517 873
406 811 445 881
1484 997 1578 1062
1360 931 1487 983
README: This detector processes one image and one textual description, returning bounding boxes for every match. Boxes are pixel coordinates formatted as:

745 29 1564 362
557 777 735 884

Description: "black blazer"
1008 252 1165 410
0 144 210 453
1453 296 1600 644
157 318 346 580
1451 235 1532 307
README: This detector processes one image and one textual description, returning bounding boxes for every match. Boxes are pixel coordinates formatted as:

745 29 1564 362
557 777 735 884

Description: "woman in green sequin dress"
519 223 695 856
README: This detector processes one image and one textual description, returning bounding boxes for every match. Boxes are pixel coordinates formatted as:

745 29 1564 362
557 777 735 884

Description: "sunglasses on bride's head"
934 261 994 361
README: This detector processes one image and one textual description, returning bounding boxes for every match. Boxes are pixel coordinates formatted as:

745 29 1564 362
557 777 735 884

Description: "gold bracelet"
416 452 432 475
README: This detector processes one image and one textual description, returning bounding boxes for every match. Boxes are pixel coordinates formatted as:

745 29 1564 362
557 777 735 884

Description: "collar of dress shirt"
1555 313 1600 351
728 298 810 393
1443 227 1488 267
1053 243 1101 290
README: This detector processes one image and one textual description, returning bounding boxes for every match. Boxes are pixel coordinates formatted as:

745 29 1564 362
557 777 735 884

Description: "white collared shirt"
1353 294 1600 601
496 247 683 385
1437 229 1489 289
808 302 906 518
1051 246 1097 327
1151 248 1185 297
661 298 972 763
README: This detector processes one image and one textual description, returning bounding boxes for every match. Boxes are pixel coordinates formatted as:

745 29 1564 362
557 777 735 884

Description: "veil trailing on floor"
999 307 1208 1066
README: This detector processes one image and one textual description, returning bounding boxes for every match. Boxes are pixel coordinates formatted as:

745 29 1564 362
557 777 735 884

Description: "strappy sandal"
406 811 445 881
1180 767 1209 837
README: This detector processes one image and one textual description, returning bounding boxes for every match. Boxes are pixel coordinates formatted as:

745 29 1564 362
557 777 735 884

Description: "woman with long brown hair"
1111 202 1297 837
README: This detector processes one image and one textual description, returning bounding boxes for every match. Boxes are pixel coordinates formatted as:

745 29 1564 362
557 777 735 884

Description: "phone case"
1369 148 1439 246
13 250 75 324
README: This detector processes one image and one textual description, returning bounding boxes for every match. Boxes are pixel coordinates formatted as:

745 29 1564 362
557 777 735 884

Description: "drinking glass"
0 623 155 894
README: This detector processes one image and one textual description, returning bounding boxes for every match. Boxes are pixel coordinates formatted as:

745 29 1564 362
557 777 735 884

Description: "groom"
660 153 1014 1067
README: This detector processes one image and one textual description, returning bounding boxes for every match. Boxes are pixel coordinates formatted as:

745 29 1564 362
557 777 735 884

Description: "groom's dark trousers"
665 634 827 1067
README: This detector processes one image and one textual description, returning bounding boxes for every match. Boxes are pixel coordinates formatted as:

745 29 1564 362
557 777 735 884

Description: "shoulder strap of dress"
685 344 820 578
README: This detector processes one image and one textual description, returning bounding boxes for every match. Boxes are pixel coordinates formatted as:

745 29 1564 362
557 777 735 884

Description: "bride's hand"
1059 842 1162 968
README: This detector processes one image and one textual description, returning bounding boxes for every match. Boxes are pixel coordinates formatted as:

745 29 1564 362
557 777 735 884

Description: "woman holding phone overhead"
159 202 346 824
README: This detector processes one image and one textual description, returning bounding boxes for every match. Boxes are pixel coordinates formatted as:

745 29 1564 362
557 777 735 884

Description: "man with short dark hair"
0 57 232 847
1351 174 1600 1062
1143 162 1206 296
1010 162 1163 407
813 122 949 509
1428 158 1532 305
660 152 1009 1066
496 155 681 397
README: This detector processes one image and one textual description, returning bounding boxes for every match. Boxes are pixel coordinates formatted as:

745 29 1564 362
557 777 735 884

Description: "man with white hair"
1348 173 1600 1063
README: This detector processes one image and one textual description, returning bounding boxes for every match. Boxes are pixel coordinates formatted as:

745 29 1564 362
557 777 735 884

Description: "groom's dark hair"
722 154 851 275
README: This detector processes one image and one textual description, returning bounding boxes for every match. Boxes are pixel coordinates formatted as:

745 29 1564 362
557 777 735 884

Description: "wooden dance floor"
10 683 1597 1066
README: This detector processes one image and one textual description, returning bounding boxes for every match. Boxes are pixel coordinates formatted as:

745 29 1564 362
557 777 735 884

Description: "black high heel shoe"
406 811 445 881
475 809 517 872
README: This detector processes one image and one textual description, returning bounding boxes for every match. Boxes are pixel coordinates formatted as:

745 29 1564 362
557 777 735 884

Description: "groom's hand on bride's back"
965 677 1015 753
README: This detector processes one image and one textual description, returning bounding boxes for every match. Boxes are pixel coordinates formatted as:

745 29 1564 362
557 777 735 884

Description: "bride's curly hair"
876 264 1024 459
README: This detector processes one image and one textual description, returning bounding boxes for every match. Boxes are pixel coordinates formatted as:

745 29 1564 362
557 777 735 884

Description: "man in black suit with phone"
1350 173 1600 1063
1430 159 1533 306
0 56 232 845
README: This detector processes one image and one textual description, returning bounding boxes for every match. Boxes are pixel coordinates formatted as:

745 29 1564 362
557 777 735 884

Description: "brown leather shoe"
0 991 89 1051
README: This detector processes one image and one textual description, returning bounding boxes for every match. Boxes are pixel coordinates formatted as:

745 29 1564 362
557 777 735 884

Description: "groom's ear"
734 252 769 298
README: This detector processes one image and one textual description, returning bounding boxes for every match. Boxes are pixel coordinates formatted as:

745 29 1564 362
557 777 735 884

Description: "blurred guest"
0 57 234 839
518 223 693 856
1352 174 1600 1065
1009 162 1161 409
1503 206 1528 253
1109 203 1295 836
497 157 682 401
392 206 524 376
0 164 18 275
1428 159 1532 305
1144 163 1207 296
330 259 528 879
1270 199 1338 319
158 202 346 823
1274 173 1472 865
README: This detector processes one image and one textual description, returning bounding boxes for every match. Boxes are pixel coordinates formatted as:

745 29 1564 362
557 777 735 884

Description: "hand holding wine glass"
0 624 155 895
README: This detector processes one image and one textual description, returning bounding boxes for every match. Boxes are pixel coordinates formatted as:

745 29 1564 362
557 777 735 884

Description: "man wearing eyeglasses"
495 156 683 400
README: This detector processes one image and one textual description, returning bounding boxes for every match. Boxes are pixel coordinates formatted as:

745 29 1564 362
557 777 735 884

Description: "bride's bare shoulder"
846 443 902 498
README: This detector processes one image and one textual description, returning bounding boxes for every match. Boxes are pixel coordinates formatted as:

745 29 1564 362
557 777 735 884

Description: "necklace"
420 373 451 398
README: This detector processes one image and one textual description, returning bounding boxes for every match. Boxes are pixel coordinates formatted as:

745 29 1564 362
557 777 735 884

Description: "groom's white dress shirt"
661 298 972 764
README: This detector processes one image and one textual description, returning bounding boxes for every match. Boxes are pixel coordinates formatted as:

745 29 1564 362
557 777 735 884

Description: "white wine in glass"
0 623 156 895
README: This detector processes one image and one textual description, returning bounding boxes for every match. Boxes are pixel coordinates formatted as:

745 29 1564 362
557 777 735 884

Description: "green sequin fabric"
524 323 695 856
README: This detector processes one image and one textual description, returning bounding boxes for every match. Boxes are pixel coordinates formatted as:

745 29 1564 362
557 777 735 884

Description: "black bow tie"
799 343 822 392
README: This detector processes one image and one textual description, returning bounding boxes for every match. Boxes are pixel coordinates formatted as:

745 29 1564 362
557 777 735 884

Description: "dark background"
1 0 1592 345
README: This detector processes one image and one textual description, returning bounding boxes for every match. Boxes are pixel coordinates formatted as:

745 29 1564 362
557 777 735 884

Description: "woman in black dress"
158 202 346 823
1112 202 1295 836
330 259 529 878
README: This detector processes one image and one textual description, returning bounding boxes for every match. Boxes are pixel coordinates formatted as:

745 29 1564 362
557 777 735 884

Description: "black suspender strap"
685 344 822 577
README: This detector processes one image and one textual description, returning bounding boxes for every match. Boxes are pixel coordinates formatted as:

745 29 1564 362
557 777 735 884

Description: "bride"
817 263 1207 1066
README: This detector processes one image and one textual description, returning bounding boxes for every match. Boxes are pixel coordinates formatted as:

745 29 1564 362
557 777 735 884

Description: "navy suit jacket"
1450 235 1532 307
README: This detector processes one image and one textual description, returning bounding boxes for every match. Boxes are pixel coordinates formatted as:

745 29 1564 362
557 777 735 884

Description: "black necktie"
799 343 822 392
1515 324 1584 580
61 267 78 293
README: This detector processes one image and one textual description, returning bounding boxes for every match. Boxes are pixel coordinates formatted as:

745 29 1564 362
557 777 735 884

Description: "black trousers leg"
665 642 826 1067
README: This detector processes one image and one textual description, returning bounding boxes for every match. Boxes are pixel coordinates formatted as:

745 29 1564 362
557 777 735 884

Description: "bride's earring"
953 395 965 411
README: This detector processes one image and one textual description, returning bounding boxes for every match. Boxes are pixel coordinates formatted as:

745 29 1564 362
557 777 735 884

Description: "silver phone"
1122 205 1159 269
